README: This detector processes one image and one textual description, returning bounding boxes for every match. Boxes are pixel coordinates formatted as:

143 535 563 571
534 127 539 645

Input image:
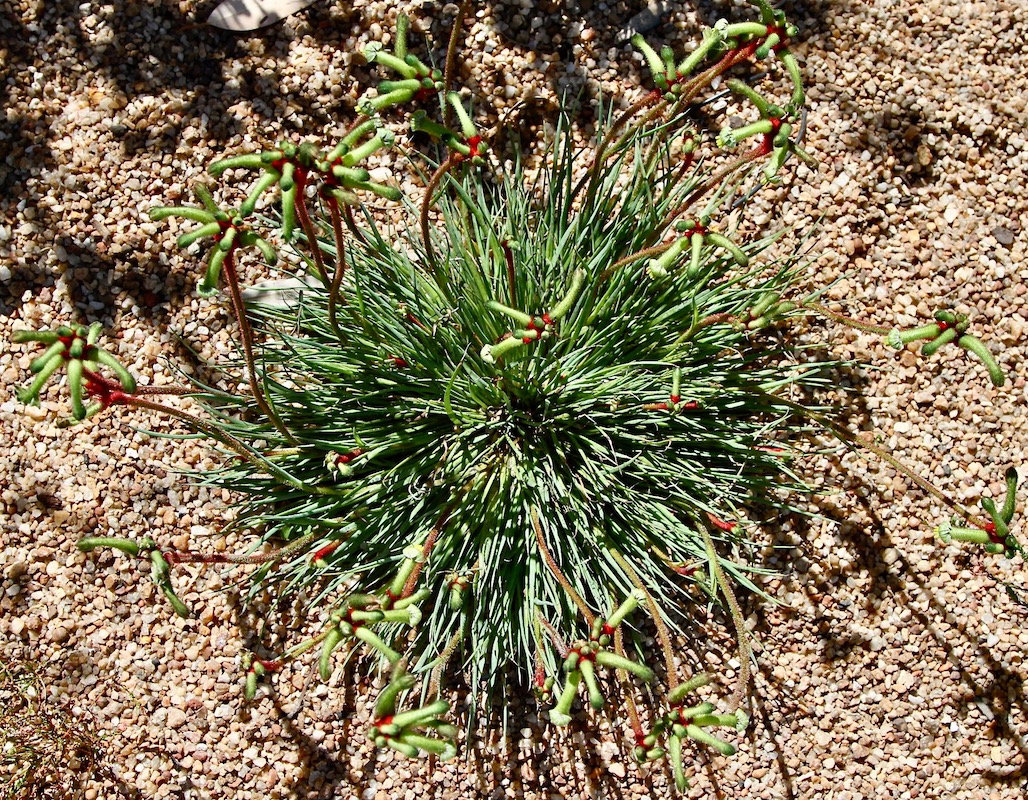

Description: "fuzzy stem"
131 384 197 396
402 489 468 598
421 156 457 264
774 394 992 529
600 39 760 189
443 0 471 127
587 90 664 190
598 242 673 284
609 549 678 689
699 523 750 714
674 312 739 346
326 195 349 337
429 629 464 698
220 251 298 445
167 528 326 567
658 145 766 235
121 394 335 495
532 507 596 626
800 300 892 335
292 176 329 286
501 239 517 307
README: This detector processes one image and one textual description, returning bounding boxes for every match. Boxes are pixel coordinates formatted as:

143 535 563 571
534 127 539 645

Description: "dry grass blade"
0 660 116 800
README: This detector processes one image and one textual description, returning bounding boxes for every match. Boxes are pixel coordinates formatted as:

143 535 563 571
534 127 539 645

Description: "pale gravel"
1 0 1027 798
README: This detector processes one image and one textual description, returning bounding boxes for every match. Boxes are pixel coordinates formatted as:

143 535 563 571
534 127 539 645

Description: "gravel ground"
2 0 1027 797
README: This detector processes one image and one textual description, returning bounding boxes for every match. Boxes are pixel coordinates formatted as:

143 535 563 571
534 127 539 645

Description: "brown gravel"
1 0 1026 797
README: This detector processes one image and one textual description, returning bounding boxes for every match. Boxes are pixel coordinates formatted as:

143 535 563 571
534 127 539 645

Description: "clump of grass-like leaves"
209 109 823 693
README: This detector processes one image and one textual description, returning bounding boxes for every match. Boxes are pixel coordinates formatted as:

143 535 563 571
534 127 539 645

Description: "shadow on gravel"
220 569 741 797
0 0 367 320
751 477 1028 789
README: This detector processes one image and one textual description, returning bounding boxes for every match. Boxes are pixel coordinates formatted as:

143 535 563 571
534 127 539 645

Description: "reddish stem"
532 507 596 626
443 0 472 127
801 301 892 336
421 156 458 263
401 491 466 598
325 195 349 336
293 172 329 286
221 250 298 444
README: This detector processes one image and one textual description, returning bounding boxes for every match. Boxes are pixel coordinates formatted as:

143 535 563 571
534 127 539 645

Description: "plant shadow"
748 471 1028 790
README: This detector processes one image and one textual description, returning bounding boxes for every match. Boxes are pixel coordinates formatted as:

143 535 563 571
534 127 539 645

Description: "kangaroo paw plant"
11 1 1018 788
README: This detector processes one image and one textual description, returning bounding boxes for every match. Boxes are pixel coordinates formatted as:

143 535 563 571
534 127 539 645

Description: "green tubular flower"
685 723 736 756
579 659 604 709
958 334 1005 387
374 672 416 718
646 677 743 789
605 589 644 630
318 626 346 681
886 310 1006 387
480 269 585 364
936 467 1021 557
668 733 688 790
398 733 456 760
352 625 402 663
447 573 471 611
549 670 581 726
151 187 276 294
244 662 260 700
447 92 477 140
1000 467 1018 524
367 667 456 760
633 20 728 99
77 537 141 557
384 545 424 604
594 651 655 681
545 597 653 723
12 323 137 422
920 327 958 356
